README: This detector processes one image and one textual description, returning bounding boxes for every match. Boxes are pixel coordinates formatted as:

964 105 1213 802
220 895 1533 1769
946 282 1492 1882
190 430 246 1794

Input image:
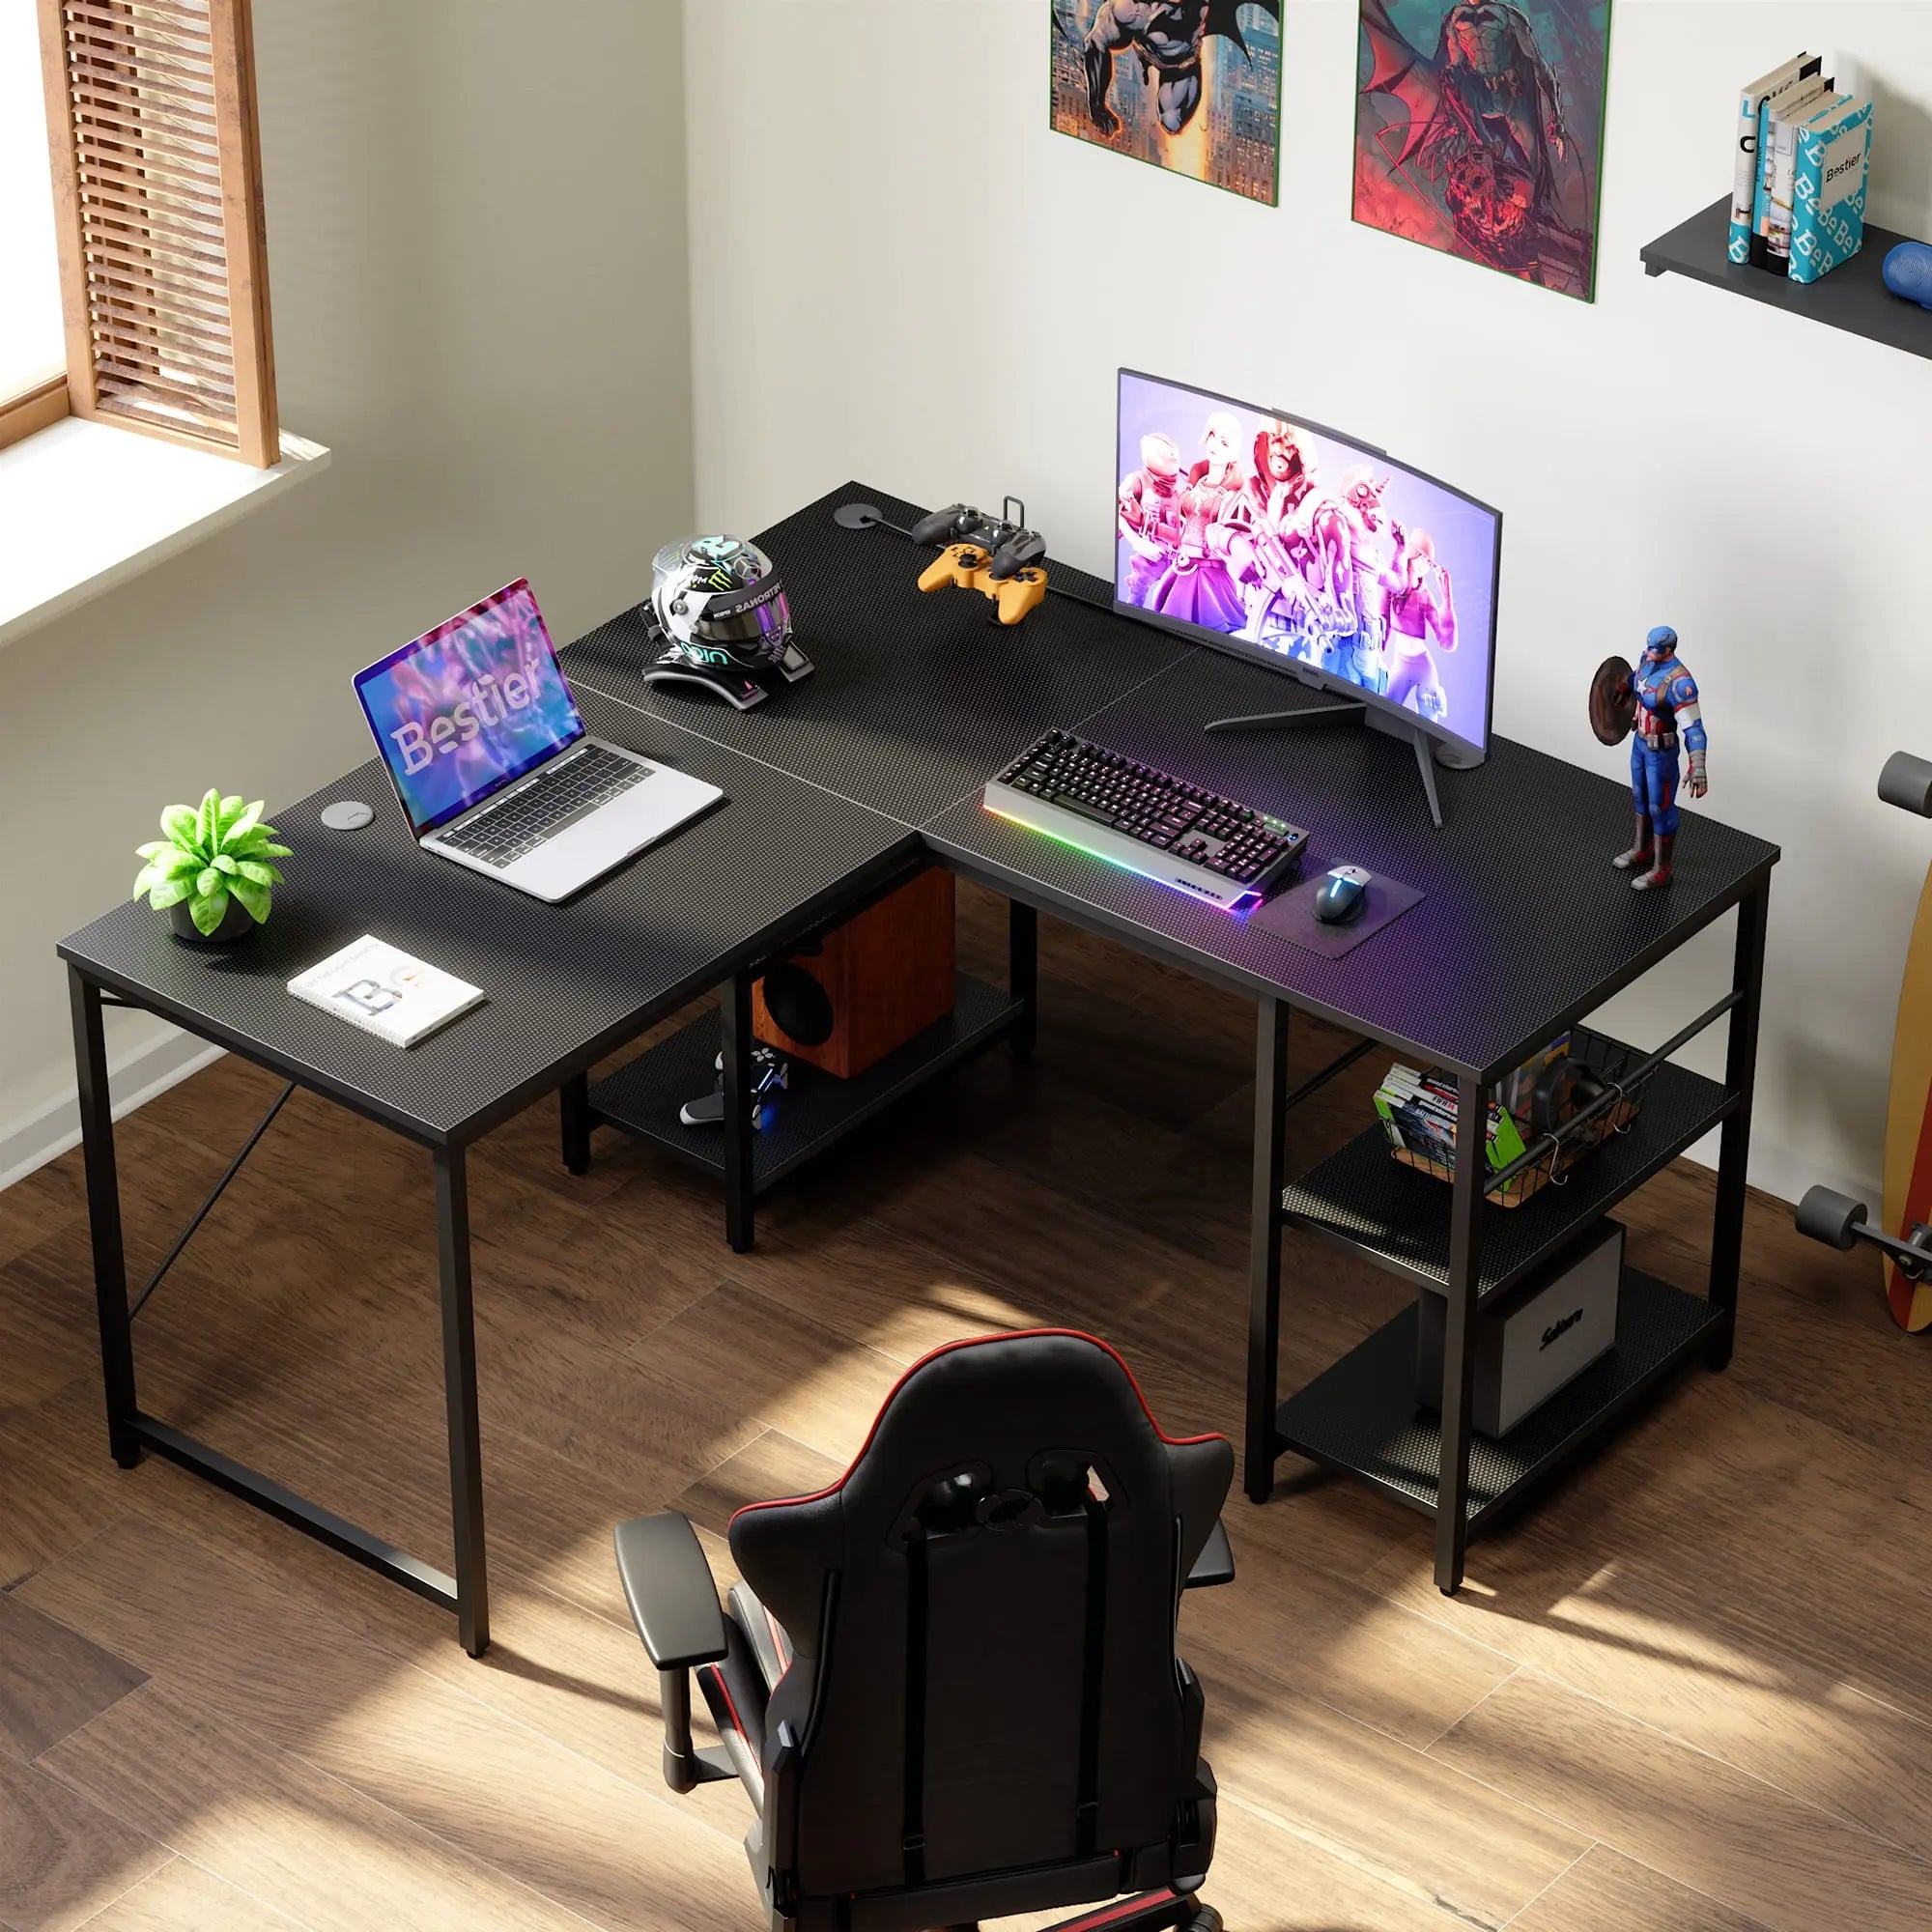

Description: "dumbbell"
1795 1185 1932 1279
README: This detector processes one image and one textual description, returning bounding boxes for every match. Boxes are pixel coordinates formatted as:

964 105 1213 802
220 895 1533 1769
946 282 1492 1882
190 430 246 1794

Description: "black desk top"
58 691 916 1146
61 480 1780 1135
570 483 1780 1085
562 488 1187 828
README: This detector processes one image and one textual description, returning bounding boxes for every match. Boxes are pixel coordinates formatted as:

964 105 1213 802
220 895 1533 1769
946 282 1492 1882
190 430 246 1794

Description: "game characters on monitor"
1118 396 1468 730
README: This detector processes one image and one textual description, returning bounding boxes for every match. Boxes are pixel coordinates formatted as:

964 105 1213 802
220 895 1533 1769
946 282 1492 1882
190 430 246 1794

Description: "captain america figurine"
1610 625 1708 892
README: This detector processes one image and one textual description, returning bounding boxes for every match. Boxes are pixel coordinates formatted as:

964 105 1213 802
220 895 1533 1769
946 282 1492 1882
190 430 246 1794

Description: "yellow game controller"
917 542 1049 626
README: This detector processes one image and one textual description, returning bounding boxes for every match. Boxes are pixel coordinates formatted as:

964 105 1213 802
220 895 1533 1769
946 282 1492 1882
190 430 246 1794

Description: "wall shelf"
1641 193 1932 361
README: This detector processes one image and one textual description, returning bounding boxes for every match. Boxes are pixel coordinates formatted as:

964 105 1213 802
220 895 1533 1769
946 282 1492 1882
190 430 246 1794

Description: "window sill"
0 417 330 651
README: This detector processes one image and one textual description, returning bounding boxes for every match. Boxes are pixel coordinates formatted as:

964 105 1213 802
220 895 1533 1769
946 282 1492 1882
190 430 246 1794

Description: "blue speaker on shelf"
1883 240 1932 309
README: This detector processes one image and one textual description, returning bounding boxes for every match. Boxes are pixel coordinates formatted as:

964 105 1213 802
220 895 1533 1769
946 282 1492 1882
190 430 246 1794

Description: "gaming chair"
614 1328 1235 1932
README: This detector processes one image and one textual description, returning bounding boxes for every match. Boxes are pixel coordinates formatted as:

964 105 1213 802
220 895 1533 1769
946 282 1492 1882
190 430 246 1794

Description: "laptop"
355 580 724 902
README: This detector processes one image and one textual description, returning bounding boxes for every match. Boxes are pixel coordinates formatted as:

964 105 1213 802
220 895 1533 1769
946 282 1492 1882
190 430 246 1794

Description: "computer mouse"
1314 866 1373 924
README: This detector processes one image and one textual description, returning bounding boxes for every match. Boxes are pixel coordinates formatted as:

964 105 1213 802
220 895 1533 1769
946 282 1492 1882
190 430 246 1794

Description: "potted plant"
133 789 290 945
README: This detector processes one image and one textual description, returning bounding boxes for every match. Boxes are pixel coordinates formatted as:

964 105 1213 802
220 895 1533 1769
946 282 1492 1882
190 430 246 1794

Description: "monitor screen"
355 579 585 836
1115 369 1500 759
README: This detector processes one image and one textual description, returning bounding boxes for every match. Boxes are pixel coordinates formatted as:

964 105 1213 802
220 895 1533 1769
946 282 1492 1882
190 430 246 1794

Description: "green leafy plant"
133 789 290 936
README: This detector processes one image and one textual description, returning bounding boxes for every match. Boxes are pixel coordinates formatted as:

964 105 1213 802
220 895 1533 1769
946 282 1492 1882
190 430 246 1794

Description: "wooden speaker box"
753 868 956 1079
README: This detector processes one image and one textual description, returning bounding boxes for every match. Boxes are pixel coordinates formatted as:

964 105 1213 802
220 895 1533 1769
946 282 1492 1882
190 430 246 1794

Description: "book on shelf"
1373 1064 1527 1175
1496 1032 1570 1123
1754 69 1834 270
288 934 485 1048
1790 96 1875 284
1765 85 1845 270
1732 54 1821 263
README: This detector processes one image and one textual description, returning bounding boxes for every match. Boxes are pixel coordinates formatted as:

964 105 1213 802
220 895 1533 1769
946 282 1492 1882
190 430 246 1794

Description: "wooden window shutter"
36 0 278 465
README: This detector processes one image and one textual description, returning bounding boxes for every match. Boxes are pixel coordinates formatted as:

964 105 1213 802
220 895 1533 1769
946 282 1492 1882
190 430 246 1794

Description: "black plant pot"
168 895 259 947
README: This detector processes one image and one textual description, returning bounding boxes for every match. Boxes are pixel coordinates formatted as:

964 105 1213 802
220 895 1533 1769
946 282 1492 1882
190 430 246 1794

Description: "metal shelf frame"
583 971 1030 1238
1246 881 1771 1593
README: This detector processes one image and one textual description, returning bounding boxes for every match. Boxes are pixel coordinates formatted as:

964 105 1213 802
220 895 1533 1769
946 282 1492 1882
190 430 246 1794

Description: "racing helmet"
649 537 792 673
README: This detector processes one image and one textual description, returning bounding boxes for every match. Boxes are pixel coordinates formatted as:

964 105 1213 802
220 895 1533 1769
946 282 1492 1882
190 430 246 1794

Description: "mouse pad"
1245 863 1426 958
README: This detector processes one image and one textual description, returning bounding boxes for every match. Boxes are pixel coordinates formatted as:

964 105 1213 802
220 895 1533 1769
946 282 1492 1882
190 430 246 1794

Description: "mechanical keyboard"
983 730 1310 911
439 743 648 867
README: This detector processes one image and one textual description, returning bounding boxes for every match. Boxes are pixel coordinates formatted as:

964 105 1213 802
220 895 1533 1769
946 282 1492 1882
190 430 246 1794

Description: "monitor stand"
1205 697 1461 830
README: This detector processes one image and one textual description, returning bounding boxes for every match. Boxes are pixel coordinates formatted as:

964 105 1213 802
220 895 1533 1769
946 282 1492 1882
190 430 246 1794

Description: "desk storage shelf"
1642 194 1932 362
588 973 1024 1193
1281 1027 1732 1308
1273 1268 1723 1526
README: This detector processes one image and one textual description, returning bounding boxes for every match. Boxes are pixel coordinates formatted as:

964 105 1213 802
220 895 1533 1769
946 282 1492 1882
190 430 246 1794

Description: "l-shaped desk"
58 483 1778 1653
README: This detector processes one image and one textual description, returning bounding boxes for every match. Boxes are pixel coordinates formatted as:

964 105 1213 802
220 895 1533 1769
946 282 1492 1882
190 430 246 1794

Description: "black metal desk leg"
721 970 755 1254
1435 1073 1486 1594
559 1073 591 1176
1709 881 1770 1371
1009 899 1037 1058
433 1146 489 1657
69 968 140 1469
1245 998 1291 1503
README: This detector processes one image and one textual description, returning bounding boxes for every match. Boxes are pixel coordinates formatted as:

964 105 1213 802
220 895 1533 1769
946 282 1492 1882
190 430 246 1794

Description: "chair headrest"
729 1329 1230 1645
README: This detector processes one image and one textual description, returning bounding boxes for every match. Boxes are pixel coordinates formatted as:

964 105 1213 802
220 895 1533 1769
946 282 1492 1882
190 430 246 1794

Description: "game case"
289 935 485 1048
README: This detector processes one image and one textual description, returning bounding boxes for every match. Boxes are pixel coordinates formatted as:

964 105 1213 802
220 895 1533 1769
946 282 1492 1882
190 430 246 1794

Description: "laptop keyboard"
438 743 650 867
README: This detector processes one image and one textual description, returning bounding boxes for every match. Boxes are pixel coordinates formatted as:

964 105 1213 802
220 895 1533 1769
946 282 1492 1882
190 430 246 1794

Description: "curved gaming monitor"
1114 368 1501 766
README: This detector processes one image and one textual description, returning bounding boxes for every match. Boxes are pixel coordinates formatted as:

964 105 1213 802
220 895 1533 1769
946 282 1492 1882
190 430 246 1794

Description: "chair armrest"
614 1514 729 1668
1184 1519 1236 1590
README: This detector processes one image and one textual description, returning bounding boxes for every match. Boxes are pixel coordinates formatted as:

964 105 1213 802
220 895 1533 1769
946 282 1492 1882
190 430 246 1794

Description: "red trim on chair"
701 1662 749 1745
728 1329 1228 1527
1054 1888 1181 1932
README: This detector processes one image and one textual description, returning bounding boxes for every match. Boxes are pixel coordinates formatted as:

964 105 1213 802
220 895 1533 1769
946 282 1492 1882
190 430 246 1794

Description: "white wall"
682 0 1932 1207
0 1 694 1166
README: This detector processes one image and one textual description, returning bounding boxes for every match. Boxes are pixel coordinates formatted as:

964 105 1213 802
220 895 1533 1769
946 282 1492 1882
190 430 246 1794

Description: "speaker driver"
761 959 836 1047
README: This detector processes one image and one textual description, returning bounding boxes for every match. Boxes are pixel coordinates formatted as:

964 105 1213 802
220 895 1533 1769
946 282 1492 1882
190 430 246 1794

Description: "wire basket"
1391 1032 1655 1209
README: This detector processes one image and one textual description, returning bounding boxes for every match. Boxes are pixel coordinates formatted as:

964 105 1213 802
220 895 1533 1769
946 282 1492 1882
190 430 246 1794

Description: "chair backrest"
728 1328 1232 1923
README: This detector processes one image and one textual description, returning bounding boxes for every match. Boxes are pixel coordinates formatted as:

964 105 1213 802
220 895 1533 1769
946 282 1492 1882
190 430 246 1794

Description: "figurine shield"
1589 655 1637 746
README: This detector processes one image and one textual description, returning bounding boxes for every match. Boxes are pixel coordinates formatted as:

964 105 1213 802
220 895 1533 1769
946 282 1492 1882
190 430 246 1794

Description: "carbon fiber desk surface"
565 481 1780 1085
560 487 1189 827
54 479 1784 1624
927 647 1778 1084
57 691 915 1146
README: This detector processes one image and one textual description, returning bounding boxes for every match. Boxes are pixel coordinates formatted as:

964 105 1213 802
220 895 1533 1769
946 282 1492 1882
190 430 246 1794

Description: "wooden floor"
3 884 1927 1932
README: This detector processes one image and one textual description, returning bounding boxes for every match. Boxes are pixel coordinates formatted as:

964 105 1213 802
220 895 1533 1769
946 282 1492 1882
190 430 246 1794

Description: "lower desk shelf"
1274 1267 1722 1529
587 973 1025 1194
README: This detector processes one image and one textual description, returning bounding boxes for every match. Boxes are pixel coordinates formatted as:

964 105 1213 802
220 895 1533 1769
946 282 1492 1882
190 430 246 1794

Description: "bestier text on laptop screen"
355 580 585 836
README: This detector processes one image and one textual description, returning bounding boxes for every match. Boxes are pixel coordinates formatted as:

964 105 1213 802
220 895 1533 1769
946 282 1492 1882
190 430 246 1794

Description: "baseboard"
0 1027 225 1194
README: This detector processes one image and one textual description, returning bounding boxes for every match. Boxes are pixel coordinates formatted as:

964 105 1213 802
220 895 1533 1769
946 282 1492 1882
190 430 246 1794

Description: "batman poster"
1050 2 1282 205
1353 0 1611 299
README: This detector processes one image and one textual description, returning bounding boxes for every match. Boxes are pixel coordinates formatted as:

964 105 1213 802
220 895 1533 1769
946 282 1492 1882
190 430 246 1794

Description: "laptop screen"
355 580 586 837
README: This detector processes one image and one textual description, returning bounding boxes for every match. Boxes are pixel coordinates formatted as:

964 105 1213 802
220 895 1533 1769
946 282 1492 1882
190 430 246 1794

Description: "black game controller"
909 497 1048 582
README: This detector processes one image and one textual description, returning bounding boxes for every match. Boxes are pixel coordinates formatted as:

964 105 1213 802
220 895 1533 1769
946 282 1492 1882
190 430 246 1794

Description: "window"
1 0 67 437
2 0 277 464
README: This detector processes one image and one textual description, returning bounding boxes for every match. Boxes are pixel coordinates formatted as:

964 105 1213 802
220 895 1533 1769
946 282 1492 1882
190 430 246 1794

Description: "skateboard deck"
1882 861 1932 1331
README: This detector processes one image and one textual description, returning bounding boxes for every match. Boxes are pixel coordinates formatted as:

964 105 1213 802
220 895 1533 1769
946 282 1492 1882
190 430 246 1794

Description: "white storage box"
1416 1218 1623 1437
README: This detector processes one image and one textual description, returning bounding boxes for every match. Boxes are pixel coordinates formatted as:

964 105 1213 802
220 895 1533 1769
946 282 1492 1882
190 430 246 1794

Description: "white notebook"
289 935 485 1048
